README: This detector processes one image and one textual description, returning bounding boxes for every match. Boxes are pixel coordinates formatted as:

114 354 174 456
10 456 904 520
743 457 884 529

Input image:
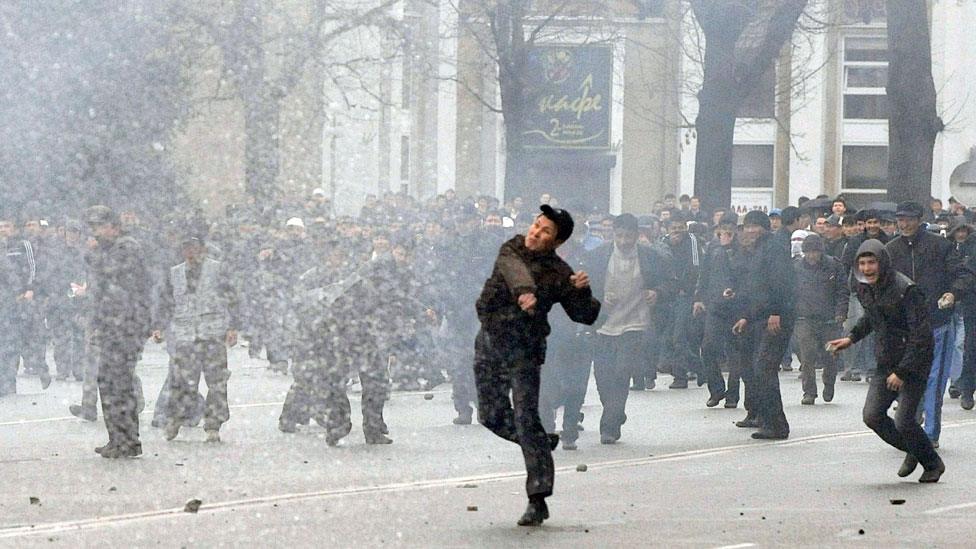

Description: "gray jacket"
158 257 239 343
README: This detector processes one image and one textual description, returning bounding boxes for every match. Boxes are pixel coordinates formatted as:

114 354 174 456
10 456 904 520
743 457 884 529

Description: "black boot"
735 414 760 428
897 454 918 478
918 456 946 483
453 407 473 425
547 433 560 451
517 497 549 527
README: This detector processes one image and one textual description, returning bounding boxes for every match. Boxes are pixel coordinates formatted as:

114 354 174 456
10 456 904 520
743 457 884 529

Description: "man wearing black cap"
885 201 975 448
823 214 848 259
728 210 795 439
155 227 240 443
474 205 601 526
84 205 153 458
793 234 848 405
583 213 674 442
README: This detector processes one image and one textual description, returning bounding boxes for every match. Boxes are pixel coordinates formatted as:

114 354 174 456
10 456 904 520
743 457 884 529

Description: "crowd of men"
1 189 974 474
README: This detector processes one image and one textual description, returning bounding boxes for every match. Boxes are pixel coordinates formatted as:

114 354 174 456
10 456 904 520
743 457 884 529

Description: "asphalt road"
1 345 975 548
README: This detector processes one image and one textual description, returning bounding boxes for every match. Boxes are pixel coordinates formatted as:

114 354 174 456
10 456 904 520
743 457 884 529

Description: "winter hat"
801 233 825 253
742 210 771 230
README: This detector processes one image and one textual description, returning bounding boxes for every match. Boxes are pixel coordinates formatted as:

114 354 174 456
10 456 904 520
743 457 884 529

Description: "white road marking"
712 544 756 549
0 390 450 427
3 418 976 540
924 501 976 515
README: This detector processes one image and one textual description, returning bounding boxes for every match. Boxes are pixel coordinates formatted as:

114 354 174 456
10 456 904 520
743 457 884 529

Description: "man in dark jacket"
728 210 795 439
664 212 704 389
885 201 975 446
583 213 674 444
823 214 848 259
85 205 153 458
793 234 848 405
948 219 976 410
474 205 600 527
694 213 739 407
829 239 945 482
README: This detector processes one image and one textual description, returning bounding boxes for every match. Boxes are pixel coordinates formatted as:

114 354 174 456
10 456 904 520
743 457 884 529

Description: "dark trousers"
167 340 230 431
670 294 703 380
795 318 839 397
959 314 976 397
700 312 731 398
19 304 49 375
280 359 355 439
97 342 142 448
539 333 591 443
593 331 646 439
733 320 791 433
863 373 940 468
474 329 553 498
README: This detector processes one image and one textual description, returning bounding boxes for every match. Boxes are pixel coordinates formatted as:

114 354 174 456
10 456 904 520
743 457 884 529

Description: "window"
843 0 886 26
842 146 887 190
400 136 410 182
738 66 776 119
732 145 774 188
843 36 887 120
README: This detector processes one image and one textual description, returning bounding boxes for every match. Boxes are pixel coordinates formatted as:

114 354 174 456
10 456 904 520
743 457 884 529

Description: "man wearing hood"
474 205 600 526
884 201 975 447
829 239 945 482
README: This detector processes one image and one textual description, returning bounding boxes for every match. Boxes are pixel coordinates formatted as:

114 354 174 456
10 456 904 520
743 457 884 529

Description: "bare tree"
181 0 400 205
689 0 808 211
450 0 614 200
885 0 943 204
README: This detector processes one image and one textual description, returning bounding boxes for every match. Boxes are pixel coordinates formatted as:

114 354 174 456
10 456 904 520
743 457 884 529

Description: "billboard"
522 44 613 150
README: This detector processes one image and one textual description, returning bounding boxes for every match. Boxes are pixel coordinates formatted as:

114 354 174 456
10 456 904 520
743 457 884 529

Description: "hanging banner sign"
522 44 613 150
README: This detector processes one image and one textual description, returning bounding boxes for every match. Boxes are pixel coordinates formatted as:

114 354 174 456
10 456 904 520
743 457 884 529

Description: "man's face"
690 198 701 212
931 200 943 213
769 217 782 231
832 202 846 215
882 220 897 235
668 222 687 246
23 220 42 238
484 214 503 228
814 217 828 234
865 218 881 236
842 223 859 237
660 210 671 223
513 197 523 209
287 225 306 240
0 220 16 239
712 210 725 226
954 228 970 243
896 215 922 237
679 198 690 210
539 193 551 205
181 241 206 264
664 197 675 209
90 222 119 243
65 228 81 245
804 249 823 265
825 224 843 240
372 235 391 255
392 245 410 265
798 214 812 230
717 227 735 247
525 215 559 252
858 255 880 284
613 228 639 251
739 224 765 248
